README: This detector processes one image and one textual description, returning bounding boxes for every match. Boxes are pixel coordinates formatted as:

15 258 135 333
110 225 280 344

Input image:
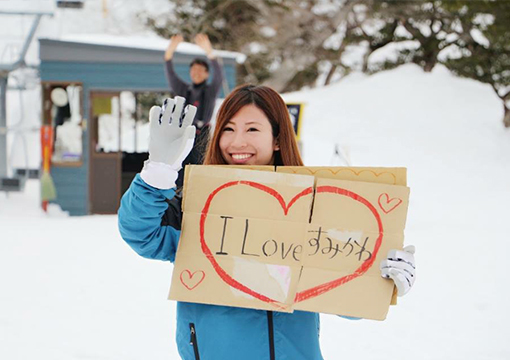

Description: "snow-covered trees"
144 0 510 126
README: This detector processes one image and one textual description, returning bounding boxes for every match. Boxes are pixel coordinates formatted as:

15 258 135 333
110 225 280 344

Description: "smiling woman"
219 104 279 165
118 86 416 360
204 84 303 166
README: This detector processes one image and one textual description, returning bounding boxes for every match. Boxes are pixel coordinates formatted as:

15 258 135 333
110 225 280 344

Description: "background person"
164 33 224 187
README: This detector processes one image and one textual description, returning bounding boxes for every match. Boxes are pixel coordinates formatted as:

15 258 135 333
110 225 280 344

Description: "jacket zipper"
267 311 275 360
189 323 200 360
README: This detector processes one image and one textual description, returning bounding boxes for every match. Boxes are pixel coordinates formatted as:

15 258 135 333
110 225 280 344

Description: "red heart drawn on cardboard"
199 181 384 307
180 270 206 290
378 193 402 214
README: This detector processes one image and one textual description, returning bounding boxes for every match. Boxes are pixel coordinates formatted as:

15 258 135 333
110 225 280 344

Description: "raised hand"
194 33 214 58
148 96 196 170
165 34 184 61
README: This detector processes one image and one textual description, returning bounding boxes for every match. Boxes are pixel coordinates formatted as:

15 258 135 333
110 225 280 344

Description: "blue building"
39 36 239 215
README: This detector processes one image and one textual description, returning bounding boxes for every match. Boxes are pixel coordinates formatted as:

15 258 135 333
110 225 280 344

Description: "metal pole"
0 11 53 16
15 14 43 68
0 11 53 180
0 75 8 178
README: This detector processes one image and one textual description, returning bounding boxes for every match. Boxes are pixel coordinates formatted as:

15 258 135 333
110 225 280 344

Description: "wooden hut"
39 35 240 215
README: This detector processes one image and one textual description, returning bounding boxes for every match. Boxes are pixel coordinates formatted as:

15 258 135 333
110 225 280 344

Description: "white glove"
140 97 196 189
380 245 416 297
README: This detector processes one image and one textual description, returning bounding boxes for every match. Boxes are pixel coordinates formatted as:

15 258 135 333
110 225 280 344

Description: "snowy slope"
284 64 510 360
1 63 510 360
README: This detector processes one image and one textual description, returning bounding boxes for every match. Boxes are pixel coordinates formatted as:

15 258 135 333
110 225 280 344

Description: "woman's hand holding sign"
380 245 416 296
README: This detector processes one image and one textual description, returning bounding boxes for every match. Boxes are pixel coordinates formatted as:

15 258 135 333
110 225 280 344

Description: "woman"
118 85 416 360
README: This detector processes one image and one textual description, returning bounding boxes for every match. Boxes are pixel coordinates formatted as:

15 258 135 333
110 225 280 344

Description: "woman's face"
219 104 279 166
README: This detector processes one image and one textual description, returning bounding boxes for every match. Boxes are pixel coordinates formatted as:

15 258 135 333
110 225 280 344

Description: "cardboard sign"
169 166 410 320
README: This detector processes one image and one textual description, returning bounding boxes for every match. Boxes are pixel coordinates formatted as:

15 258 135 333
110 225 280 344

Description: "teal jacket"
118 174 324 360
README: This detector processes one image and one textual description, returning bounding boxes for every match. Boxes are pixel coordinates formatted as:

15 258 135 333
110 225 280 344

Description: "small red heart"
180 270 205 290
199 181 383 307
378 193 402 214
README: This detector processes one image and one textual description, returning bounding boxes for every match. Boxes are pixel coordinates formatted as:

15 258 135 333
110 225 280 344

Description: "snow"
2 1 510 359
367 40 420 67
0 185 176 360
51 34 244 61
2 62 510 359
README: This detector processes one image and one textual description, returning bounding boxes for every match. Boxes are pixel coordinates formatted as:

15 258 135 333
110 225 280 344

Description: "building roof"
39 34 245 64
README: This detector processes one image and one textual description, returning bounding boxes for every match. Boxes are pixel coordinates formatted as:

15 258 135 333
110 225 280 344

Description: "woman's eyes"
222 127 259 132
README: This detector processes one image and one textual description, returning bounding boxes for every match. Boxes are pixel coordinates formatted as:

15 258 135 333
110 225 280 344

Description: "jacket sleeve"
165 59 189 96
118 174 181 262
208 58 224 98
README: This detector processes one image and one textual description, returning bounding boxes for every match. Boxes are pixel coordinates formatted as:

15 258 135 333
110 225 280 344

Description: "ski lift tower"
0 10 53 192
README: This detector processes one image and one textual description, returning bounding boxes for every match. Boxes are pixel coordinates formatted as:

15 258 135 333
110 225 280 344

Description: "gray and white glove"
140 97 196 189
380 245 416 297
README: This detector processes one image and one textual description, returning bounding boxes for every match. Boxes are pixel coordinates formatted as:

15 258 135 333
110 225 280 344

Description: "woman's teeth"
232 154 252 160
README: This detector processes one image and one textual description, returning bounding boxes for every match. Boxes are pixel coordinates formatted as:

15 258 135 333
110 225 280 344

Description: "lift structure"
0 10 53 192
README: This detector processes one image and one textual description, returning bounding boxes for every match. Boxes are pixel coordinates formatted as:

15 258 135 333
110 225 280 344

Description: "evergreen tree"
143 0 295 86
143 0 361 91
442 1 510 127
143 0 510 126
348 1 510 127
355 1 483 73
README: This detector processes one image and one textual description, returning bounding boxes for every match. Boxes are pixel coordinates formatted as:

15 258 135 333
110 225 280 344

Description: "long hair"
203 84 303 166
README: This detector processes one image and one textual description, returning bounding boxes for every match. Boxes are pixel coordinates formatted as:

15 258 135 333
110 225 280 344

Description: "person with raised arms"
164 33 224 187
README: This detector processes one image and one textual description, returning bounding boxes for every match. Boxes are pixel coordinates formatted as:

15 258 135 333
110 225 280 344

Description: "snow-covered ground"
1 63 510 360
2 0 510 359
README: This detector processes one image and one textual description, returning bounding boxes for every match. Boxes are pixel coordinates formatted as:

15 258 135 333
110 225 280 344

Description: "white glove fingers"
388 268 412 297
184 125 197 141
380 245 416 297
160 98 175 124
181 105 197 128
380 259 392 279
172 96 186 126
387 249 415 269
178 126 196 154
403 245 416 254
389 267 414 284
380 266 391 279
147 97 197 171
381 259 415 278
149 106 162 126
172 126 196 168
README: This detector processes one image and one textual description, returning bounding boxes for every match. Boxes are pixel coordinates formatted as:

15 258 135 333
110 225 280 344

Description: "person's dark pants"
176 126 210 188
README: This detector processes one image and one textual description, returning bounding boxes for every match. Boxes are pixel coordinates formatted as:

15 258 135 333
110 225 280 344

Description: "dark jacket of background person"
165 58 223 128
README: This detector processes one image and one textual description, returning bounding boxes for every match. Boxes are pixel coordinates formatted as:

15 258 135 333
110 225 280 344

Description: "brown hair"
203 84 303 166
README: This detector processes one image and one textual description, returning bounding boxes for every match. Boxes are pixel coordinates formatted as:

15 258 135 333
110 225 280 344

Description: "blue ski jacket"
118 174 324 360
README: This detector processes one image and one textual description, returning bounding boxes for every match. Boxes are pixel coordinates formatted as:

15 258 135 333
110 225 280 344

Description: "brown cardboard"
276 166 407 186
170 165 409 320
277 166 407 306
171 165 314 312
181 165 275 210
292 178 409 320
